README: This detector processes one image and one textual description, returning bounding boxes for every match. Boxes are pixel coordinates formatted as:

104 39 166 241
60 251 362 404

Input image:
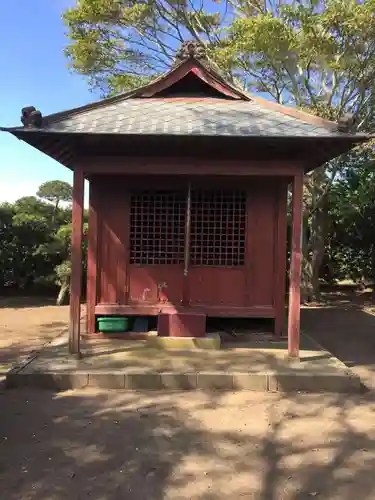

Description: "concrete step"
5 370 361 393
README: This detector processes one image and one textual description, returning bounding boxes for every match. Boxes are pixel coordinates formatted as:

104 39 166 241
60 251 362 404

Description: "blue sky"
0 0 99 203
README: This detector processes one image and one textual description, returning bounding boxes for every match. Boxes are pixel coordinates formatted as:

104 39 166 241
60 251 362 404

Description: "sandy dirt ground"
303 288 375 390
0 298 70 373
1 290 375 499
1 389 375 500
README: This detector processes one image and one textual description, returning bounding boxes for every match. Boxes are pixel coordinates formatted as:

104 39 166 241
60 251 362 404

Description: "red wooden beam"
95 304 276 318
81 156 301 177
287 170 304 357
69 167 84 356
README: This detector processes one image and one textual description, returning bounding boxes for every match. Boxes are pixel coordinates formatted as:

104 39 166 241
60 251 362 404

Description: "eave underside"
9 130 368 173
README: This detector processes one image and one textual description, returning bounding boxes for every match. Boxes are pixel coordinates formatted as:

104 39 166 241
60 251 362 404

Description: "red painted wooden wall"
87 175 288 333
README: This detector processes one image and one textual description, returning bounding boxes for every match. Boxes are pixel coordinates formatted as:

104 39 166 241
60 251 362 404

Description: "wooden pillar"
182 182 192 306
287 170 304 358
69 167 84 356
87 180 98 334
274 180 288 336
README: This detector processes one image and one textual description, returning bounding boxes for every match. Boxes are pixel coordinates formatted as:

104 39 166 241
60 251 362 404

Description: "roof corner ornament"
337 113 357 133
21 106 43 128
174 40 207 64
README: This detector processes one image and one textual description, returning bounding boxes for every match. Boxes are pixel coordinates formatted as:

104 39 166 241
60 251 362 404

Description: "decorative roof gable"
127 41 250 100
1 41 366 141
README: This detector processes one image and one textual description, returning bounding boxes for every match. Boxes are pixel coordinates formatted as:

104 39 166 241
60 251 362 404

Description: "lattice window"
130 190 186 265
190 190 246 267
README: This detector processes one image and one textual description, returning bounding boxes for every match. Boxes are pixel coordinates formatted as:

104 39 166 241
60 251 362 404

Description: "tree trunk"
56 281 69 306
359 244 375 291
301 168 330 303
301 225 313 303
309 201 328 302
371 244 375 283
51 200 60 225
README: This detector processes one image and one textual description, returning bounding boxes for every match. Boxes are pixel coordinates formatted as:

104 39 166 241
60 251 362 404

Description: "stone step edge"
5 371 361 393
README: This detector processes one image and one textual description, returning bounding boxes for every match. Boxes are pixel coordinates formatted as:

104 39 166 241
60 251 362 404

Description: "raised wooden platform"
94 304 276 318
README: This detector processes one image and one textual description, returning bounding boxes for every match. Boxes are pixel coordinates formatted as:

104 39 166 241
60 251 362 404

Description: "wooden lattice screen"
130 189 246 266
130 190 186 265
190 190 246 266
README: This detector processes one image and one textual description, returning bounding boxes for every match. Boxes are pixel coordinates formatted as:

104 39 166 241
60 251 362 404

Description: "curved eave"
2 128 75 169
1 127 371 173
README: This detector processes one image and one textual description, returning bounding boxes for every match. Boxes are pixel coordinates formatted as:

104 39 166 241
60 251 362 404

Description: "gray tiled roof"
44 98 337 137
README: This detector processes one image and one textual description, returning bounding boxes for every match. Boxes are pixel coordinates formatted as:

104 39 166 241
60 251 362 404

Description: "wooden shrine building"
1 42 368 358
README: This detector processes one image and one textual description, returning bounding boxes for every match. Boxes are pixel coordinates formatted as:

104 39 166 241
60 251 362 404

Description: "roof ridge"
5 40 358 135
43 76 343 134
41 57 247 125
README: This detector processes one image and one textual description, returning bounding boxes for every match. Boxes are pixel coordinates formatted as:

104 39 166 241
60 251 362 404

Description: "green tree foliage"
216 0 375 126
63 0 228 94
64 0 375 121
14 196 55 220
0 181 87 305
37 180 73 211
0 203 54 289
328 143 375 284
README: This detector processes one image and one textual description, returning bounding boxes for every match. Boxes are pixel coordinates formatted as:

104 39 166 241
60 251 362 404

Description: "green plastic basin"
97 316 129 333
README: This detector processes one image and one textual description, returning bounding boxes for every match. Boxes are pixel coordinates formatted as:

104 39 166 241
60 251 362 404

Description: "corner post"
288 170 304 358
69 167 84 357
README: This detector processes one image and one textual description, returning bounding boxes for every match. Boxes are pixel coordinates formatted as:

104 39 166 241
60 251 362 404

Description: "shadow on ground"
0 296 56 309
1 388 375 499
1 291 375 497
0 322 69 374
303 306 375 390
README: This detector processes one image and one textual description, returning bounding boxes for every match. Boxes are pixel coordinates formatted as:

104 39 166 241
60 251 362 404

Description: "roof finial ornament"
337 113 357 133
21 106 43 128
174 40 207 64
